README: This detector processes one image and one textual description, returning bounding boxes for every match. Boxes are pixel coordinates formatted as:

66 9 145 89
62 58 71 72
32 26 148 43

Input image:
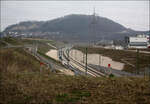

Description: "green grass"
0 40 7 47
74 46 150 73
1 37 23 45
0 37 64 69
0 48 43 73
129 48 150 52
0 37 54 53
0 48 150 104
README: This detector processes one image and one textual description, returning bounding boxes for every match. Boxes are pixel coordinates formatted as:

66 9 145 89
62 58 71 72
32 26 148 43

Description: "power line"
89 7 97 43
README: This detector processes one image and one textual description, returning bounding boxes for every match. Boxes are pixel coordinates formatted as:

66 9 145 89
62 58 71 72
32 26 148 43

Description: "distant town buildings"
96 34 150 50
96 40 124 50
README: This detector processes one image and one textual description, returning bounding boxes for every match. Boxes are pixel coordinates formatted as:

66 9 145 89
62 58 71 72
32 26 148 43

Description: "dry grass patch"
0 48 150 104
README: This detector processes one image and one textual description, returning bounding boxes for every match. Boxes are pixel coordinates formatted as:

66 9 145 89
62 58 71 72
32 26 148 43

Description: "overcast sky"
1 1 149 32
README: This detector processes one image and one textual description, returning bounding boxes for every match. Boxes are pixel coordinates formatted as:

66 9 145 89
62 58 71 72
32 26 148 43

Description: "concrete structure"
114 45 124 50
125 34 150 49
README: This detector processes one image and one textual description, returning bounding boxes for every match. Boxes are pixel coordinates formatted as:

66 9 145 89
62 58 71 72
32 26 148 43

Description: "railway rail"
62 48 106 77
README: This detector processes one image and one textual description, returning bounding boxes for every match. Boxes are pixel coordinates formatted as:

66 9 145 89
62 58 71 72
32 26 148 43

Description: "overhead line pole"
136 49 140 75
149 52 150 81
67 49 70 65
85 47 87 75
83 52 85 63
99 54 101 66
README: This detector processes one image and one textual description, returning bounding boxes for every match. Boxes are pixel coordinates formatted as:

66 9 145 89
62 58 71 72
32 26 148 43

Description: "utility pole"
149 43 150 93
99 54 101 68
67 49 70 65
75 50 77 60
61 48 62 58
34 41 37 55
85 47 88 75
99 54 101 66
149 53 150 81
35 43 38 53
59 48 62 61
136 49 140 75
83 53 85 63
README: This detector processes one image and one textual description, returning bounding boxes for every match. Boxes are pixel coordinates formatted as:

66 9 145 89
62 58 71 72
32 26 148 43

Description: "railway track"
70 55 105 77
60 49 86 76
62 48 106 77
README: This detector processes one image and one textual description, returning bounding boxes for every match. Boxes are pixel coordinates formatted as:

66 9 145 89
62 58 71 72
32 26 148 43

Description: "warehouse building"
125 34 150 49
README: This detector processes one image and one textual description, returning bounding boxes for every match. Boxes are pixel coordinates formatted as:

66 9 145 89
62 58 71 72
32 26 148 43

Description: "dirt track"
46 49 59 60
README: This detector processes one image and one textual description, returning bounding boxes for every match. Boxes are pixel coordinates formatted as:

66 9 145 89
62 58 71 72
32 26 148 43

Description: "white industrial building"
125 34 150 49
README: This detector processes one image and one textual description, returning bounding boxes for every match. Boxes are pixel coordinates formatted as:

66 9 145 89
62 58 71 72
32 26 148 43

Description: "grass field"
74 46 150 73
0 37 65 70
1 37 24 45
0 48 150 104
0 41 7 47
0 37 54 53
